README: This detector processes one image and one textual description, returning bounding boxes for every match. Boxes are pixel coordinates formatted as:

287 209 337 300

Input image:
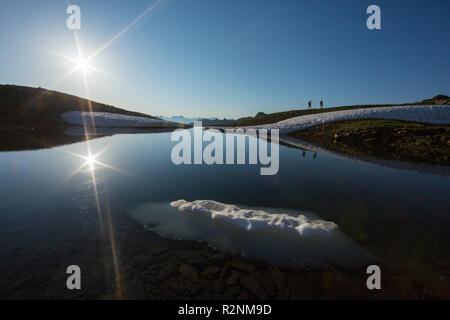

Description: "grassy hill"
0 84 159 128
224 95 449 127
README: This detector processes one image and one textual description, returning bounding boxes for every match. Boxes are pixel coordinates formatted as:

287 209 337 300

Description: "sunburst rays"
40 0 165 299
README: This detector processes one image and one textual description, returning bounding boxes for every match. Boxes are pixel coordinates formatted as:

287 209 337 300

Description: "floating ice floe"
232 105 450 134
62 111 181 128
170 199 337 237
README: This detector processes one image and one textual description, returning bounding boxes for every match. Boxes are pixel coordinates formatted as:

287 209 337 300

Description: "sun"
75 57 91 74
84 153 97 167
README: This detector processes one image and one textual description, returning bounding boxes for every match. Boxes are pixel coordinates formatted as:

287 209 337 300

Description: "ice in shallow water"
170 199 338 237
130 200 375 267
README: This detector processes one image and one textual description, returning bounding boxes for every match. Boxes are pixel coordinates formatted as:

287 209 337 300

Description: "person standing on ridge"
308 100 312 110
320 100 324 109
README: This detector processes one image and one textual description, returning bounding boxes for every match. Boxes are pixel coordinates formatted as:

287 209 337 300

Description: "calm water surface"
0 130 449 297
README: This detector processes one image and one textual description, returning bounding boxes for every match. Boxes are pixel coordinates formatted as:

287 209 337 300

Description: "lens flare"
84 153 96 167
75 58 91 74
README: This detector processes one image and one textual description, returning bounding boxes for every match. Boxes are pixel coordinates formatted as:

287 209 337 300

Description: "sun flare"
75 58 91 74
84 153 96 167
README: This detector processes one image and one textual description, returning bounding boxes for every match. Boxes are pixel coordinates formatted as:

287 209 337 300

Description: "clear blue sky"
0 0 449 118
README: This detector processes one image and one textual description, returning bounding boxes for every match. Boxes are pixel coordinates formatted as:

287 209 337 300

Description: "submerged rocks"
203 266 220 278
212 278 226 293
240 275 268 300
231 258 255 274
150 265 175 285
117 214 383 299
179 264 198 283
149 244 170 256
225 273 240 286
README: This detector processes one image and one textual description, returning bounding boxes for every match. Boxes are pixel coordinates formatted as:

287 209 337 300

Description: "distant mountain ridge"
156 115 203 124
157 115 238 125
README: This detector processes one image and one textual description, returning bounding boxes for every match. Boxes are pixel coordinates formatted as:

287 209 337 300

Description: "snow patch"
170 199 337 237
130 201 373 266
236 105 450 134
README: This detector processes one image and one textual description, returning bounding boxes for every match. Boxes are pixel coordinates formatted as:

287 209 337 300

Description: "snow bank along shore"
236 105 450 134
